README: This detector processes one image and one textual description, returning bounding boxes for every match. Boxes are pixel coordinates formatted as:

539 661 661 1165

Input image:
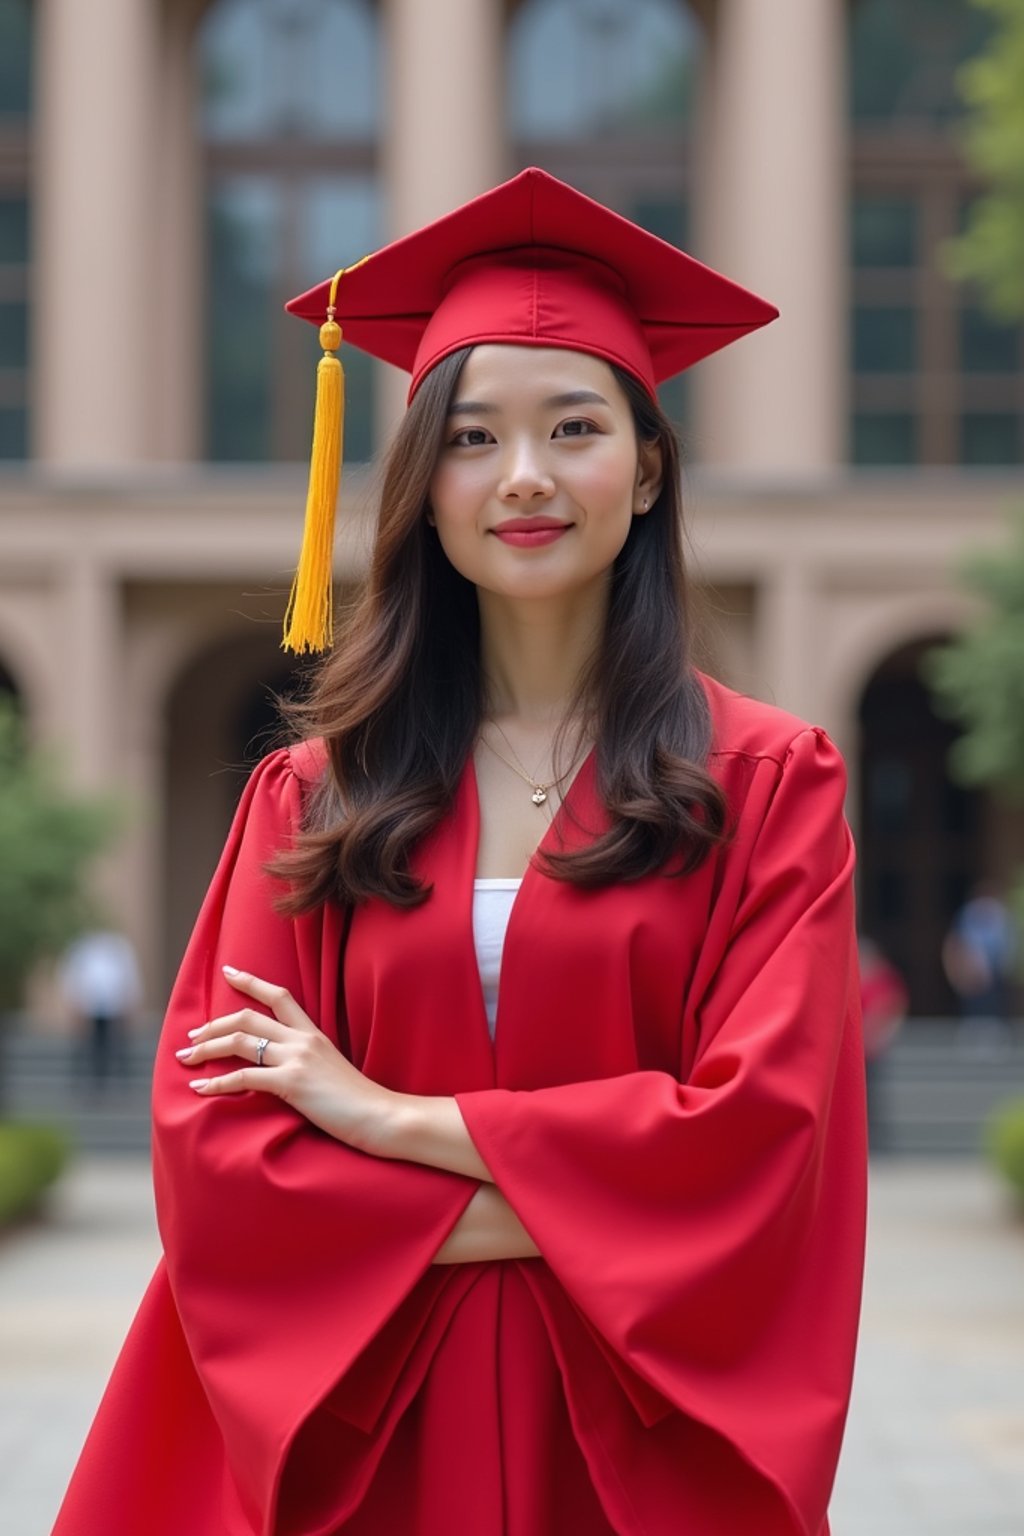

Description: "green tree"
924 0 1024 927
0 697 119 1011
923 507 1024 798
942 0 1024 320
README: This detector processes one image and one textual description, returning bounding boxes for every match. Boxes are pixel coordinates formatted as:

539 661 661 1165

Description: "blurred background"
2 0 1024 1046
1 0 1023 1028
0 3 1023 1530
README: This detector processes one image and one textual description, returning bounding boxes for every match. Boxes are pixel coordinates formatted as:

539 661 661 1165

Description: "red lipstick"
492 517 571 548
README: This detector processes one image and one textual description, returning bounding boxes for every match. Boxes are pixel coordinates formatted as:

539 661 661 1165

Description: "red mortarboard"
286 165 777 401
281 167 778 652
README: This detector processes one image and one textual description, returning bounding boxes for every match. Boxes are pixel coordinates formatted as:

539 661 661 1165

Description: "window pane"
205 180 276 461
852 197 917 268
0 0 32 117
205 174 382 463
960 414 1021 465
0 301 27 367
0 406 26 459
959 306 1020 374
303 178 380 463
853 413 917 464
0 197 28 263
630 198 687 251
509 0 699 141
853 306 917 372
303 178 378 280
201 0 380 141
849 0 993 125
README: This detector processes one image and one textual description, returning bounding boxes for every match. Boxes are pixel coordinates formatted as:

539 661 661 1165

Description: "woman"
53 169 866 1536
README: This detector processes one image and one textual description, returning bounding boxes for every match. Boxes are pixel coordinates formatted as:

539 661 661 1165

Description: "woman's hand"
177 965 397 1152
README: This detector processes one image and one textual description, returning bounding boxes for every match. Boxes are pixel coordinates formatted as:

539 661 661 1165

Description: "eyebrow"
446 389 612 418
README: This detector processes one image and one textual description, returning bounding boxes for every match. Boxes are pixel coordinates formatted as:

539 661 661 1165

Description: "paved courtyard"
0 1155 1022 1535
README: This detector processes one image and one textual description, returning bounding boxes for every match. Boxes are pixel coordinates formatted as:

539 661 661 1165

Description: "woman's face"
427 346 662 604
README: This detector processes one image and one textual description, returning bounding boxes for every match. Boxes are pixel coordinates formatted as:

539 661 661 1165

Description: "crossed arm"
177 966 541 1264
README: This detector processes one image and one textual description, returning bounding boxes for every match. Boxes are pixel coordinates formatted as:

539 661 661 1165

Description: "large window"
201 0 381 463
507 0 702 431
849 0 1024 465
0 0 31 460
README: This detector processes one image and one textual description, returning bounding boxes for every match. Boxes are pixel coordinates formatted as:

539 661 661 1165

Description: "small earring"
642 497 648 510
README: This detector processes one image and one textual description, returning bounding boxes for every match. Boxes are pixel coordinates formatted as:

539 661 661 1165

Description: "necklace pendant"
531 787 548 806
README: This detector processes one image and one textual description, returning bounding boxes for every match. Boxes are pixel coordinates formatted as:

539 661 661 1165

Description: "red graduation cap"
281 167 778 652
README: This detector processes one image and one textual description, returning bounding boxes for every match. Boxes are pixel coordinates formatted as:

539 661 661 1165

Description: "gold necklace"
480 720 586 807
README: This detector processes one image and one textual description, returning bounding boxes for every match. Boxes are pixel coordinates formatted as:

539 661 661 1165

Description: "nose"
496 436 556 503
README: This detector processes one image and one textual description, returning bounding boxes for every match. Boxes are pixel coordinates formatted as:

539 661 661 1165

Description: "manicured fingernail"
189 1079 210 1090
222 964 241 977
187 1027 204 1039
175 1047 193 1060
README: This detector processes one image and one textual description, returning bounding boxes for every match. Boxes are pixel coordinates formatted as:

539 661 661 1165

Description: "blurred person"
58 927 142 1086
942 880 1017 1053
858 935 909 1152
52 170 867 1536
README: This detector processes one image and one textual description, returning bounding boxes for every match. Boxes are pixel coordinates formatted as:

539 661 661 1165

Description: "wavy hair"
270 348 729 911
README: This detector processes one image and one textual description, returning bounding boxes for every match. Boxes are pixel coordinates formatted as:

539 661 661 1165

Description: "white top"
472 879 523 1038
59 930 142 1016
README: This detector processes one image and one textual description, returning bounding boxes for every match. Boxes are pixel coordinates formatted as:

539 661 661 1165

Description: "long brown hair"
270 347 728 912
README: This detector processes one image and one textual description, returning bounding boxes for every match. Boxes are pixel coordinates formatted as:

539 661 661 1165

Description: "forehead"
454 344 625 403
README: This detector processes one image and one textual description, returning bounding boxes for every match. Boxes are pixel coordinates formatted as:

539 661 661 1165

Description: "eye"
553 418 598 438
448 426 494 448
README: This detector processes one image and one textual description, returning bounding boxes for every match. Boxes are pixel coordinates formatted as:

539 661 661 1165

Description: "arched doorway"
856 637 1022 1016
162 631 314 994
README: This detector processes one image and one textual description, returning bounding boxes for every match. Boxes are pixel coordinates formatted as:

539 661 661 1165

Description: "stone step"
2 1022 1023 1157
1 1029 156 1153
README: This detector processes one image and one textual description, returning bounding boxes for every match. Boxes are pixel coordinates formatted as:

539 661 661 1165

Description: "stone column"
57 556 147 958
693 0 847 475
756 563 817 721
61 557 121 793
33 0 159 466
377 0 506 435
150 1 204 461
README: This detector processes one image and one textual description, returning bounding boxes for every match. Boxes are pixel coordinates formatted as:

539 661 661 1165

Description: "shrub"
986 1097 1024 1206
0 695 120 1011
0 1121 72 1227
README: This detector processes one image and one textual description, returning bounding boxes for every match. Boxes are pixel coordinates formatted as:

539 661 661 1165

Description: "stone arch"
161 627 314 994
823 588 984 738
0 651 22 702
854 634 1022 1017
0 605 60 744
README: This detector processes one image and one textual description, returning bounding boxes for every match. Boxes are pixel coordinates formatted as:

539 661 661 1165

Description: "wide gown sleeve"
150 748 478 1536
454 726 867 1536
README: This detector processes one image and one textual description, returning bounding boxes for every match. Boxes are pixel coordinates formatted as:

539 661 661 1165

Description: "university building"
1 0 1023 1016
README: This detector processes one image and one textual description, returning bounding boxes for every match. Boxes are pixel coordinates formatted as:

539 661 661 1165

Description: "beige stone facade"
2 0 1023 1017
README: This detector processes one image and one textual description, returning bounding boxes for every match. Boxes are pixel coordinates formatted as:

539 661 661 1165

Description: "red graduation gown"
52 673 866 1536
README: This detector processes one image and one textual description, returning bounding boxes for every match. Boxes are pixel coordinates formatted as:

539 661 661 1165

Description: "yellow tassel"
282 308 345 654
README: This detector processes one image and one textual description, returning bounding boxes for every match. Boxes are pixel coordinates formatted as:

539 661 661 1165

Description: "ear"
425 504 436 528
634 438 664 515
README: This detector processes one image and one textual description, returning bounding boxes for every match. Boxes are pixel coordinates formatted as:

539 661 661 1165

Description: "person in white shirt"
59 929 142 1085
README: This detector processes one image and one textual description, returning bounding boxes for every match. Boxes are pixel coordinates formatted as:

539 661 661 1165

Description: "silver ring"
255 1036 270 1068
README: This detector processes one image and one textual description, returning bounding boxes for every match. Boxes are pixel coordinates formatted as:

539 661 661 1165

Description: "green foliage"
922 506 1024 794
942 0 1024 321
0 1121 71 1227
985 1096 1024 1204
0 698 120 1010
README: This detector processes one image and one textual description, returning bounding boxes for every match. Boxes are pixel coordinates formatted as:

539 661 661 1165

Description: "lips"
492 518 570 533
492 520 572 548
